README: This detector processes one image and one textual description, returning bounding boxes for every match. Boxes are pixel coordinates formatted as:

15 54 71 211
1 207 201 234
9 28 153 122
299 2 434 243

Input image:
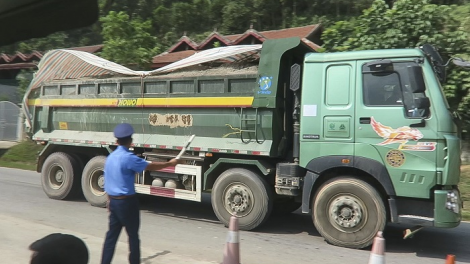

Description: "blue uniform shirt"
104 145 149 196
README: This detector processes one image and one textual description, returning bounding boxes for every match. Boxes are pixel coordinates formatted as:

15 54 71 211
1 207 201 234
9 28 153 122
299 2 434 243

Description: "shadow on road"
138 193 219 224
384 223 470 263
135 193 470 262
257 210 321 237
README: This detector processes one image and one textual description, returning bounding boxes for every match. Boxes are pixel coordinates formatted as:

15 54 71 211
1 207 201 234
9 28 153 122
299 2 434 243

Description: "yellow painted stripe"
28 97 254 107
29 98 117 107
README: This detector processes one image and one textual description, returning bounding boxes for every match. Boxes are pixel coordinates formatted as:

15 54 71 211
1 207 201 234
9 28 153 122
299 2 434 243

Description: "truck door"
299 63 356 161
354 60 438 199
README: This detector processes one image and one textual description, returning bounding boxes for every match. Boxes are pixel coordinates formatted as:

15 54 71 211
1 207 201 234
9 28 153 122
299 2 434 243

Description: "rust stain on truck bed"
148 113 193 128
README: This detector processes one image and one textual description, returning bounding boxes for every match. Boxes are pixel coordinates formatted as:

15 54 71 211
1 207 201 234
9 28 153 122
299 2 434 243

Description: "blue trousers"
101 196 140 264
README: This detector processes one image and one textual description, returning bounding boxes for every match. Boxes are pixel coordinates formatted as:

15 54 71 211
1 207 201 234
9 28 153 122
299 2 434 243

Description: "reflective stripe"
226 231 239 243
368 254 384 264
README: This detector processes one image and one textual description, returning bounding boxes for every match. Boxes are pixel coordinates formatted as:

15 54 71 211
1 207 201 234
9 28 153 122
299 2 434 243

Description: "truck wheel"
211 168 273 230
81 156 107 207
68 153 85 197
312 177 386 249
41 152 80 200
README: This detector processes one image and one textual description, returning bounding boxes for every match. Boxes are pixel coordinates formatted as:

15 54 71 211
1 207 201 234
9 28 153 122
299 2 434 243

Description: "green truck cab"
24 37 462 249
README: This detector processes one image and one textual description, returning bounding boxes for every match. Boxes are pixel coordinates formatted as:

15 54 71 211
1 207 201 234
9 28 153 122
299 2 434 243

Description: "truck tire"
211 168 273 230
312 177 386 249
68 153 85 197
41 152 81 200
69 153 85 172
81 156 107 208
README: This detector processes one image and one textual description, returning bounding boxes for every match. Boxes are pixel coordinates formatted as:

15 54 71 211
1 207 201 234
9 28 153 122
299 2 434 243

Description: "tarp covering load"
27 44 262 91
22 44 262 128
27 49 145 91
152 44 262 73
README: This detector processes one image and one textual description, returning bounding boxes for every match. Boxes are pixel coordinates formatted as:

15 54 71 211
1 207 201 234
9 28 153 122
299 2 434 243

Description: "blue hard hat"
113 123 134 138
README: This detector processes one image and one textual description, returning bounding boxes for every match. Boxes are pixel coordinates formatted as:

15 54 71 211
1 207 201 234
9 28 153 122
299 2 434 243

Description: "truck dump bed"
24 38 313 157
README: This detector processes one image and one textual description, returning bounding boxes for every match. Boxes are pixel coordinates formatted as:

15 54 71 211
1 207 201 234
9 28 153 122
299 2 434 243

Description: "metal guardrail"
0 101 20 141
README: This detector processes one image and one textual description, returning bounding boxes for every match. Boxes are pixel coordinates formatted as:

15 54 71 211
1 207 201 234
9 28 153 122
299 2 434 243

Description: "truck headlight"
446 189 461 214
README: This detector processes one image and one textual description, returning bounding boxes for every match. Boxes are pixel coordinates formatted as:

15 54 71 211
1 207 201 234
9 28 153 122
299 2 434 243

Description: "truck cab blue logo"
258 76 273 95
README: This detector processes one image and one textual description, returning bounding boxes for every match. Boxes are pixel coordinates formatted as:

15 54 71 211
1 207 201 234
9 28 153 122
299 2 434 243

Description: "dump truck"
23 37 463 248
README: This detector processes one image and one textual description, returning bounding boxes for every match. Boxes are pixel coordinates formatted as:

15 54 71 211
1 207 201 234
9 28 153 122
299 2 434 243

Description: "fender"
301 155 396 213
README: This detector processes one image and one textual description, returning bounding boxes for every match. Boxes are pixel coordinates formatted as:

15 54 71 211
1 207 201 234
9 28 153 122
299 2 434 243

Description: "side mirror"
414 97 430 109
364 59 393 73
407 66 426 93
406 97 430 120
453 58 470 68
420 44 446 82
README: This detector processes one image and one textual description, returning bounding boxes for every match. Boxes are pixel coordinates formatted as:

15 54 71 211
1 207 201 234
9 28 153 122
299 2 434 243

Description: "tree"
16 70 34 99
322 0 470 130
220 1 255 34
170 1 211 35
100 11 159 69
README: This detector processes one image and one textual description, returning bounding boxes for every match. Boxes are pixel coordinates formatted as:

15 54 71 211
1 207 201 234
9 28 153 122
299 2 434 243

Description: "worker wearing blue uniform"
101 123 180 264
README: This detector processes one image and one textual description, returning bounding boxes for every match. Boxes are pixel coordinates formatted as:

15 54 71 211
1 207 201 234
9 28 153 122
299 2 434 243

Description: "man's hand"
168 158 182 166
146 158 183 171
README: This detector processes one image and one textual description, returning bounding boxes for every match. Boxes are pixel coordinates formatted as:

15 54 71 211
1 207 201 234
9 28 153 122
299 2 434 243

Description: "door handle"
410 119 425 127
359 117 371 124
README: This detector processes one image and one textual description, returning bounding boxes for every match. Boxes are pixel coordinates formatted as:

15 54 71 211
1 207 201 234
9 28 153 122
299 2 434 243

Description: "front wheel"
211 168 273 230
81 156 107 207
312 177 386 249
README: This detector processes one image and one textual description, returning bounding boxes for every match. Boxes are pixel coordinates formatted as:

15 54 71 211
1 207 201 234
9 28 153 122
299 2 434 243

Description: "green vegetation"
459 165 470 221
0 140 43 171
100 11 159 69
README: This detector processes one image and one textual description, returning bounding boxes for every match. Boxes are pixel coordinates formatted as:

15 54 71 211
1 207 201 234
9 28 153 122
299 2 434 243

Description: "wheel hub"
329 196 363 228
55 170 64 183
90 169 105 196
48 165 65 189
97 175 105 189
224 184 253 217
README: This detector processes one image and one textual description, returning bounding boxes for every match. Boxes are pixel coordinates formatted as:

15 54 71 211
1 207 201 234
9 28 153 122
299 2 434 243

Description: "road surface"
1 167 469 264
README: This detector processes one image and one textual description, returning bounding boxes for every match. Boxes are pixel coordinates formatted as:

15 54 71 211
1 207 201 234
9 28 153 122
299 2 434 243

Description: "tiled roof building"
0 45 103 103
0 45 103 78
152 24 322 69
0 24 322 80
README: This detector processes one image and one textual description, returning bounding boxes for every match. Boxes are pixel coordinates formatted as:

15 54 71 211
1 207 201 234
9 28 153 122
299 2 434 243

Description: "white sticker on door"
303 105 317 117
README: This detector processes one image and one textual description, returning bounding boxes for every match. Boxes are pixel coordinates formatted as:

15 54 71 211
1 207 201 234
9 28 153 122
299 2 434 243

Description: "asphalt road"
1 167 469 264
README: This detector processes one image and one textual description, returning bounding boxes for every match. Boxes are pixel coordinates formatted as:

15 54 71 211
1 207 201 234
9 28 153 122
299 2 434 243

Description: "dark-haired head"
29 233 88 264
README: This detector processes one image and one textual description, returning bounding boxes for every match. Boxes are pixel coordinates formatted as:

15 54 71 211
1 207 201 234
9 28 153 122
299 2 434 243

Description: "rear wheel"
69 153 85 197
81 156 107 207
312 177 386 249
41 152 80 200
211 168 273 230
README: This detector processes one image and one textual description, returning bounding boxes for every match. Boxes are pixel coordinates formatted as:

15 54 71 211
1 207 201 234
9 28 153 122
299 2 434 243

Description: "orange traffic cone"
445 254 455 264
222 216 240 264
368 231 385 264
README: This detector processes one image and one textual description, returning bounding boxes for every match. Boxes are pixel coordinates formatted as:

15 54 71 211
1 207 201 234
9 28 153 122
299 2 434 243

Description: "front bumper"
396 188 461 228
434 188 461 228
